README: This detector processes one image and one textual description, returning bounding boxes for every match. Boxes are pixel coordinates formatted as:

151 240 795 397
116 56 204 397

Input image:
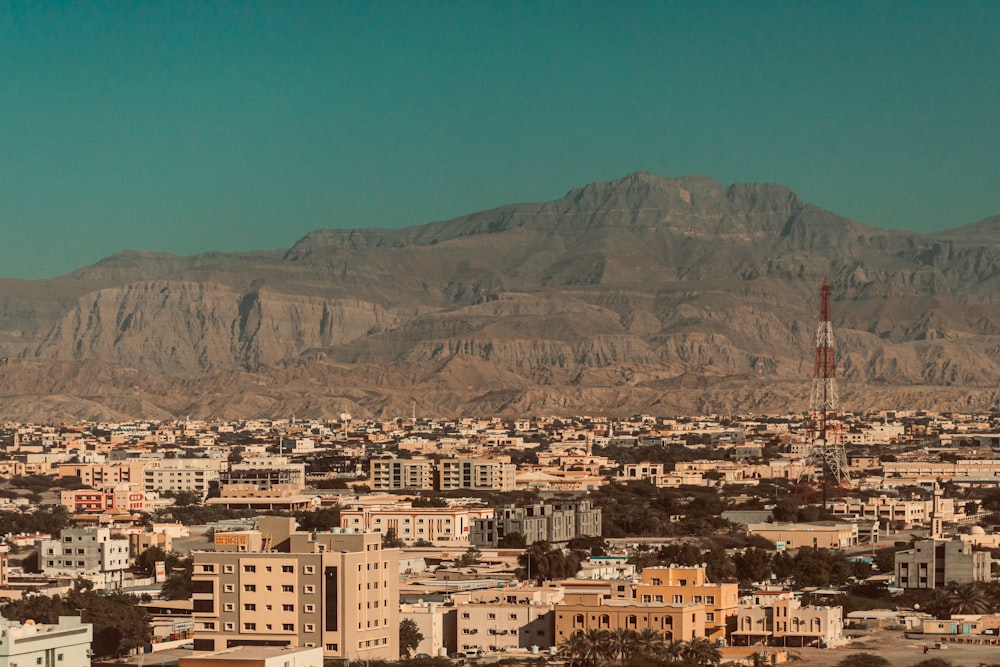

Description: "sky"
1 1 998 279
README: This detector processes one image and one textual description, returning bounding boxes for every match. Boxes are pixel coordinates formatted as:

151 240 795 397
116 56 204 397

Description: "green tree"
682 637 721 666
296 507 341 532
519 541 581 583
160 556 194 600
835 653 891 667
733 548 772 584
498 532 527 548
457 547 481 567
399 618 423 658
382 528 405 548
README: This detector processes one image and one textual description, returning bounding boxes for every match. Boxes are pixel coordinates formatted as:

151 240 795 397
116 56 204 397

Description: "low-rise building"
731 590 845 648
37 527 130 587
626 566 738 641
0 615 93 667
470 500 602 548
554 593 705 644
895 539 992 589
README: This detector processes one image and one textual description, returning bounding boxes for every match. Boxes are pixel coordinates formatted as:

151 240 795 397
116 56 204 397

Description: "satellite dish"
340 412 352 422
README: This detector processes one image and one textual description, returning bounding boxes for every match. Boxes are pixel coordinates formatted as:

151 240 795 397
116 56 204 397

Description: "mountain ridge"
0 172 999 421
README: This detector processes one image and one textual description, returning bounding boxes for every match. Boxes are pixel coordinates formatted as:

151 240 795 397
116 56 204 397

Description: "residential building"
192 517 400 662
59 484 146 514
221 458 305 491
626 566 738 641
0 615 93 667
470 500 602 547
731 591 845 648
37 527 130 587
369 458 435 492
746 522 874 549
438 458 516 492
895 539 992 589
179 645 322 667
338 504 493 542
144 459 224 497
554 593 705 644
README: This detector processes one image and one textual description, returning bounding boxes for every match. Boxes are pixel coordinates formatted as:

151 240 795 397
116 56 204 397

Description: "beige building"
192 517 400 662
369 458 435 491
731 590 845 648
746 522 871 550
470 500 602 548
453 588 561 652
56 461 147 486
438 458 516 492
179 645 322 667
339 504 493 542
554 593 705 644
626 566 738 641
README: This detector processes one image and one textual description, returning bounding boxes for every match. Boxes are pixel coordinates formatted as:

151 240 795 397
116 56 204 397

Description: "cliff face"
1 172 999 420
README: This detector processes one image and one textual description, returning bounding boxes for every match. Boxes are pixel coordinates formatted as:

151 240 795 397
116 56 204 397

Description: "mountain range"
2 171 999 421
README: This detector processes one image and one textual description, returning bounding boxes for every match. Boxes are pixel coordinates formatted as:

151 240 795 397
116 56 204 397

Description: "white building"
0 616 93 667
38 527 130 587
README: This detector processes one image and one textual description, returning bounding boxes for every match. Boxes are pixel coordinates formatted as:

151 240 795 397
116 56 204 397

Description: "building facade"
0 616 93 667
895 539 992 589
192 517 400 662
37 527 130 586
470 500 602 547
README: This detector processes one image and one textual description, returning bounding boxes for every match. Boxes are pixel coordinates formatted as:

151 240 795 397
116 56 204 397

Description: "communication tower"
801 278 849 506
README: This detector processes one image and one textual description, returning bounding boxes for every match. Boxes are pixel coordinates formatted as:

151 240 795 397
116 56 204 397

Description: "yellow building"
554 592 705 644
627 566 738 641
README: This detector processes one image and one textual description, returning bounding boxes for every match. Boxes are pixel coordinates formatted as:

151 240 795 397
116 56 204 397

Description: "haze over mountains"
1 172 999 421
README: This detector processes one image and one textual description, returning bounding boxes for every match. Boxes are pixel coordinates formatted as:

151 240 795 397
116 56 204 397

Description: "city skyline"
1 1 998 279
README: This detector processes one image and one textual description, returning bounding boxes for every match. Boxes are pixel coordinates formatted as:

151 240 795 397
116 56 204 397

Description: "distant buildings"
470 500 602 547
38 527 130 587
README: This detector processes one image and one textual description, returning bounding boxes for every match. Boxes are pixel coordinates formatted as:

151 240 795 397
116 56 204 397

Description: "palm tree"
606 628 637 663
663 639 687 664
580 628 612 667
632 628 665 658
947 582 992 615
682 637 721 667
559 632 590 667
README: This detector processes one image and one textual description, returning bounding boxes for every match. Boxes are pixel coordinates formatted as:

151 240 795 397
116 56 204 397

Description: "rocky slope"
1 172 999 420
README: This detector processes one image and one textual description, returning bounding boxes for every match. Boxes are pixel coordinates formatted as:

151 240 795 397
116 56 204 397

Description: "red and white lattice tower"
801 278 849 501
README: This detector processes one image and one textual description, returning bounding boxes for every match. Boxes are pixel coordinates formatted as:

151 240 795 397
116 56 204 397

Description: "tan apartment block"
192 518 399 662
627 566 738 641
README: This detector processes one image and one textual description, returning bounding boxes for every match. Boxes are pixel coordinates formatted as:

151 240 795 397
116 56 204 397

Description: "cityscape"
2 3 999 667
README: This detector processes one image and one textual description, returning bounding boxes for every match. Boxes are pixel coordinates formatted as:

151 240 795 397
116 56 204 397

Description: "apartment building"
37 527 130 587
438 458 516 492
746 522 874 549
369 458 435 491
453 589 557 652
60 484 146 514
56 461 146 486
895 539 992 589
470 500 602 547
144 459 225 496
221 458 306 490
192 517 399 661
731 590 845 648
554 593 705 644
626 566 738 641
0 615 93 667
339 504 493 542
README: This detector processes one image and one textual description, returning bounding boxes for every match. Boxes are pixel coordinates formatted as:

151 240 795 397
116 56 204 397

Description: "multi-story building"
731 590 845 648
438 458 516 492
192 517 399 662
220 458 306 490
59 484 147 514
453 588 558 652
746 522 876 550
37 527 130 587
369 458 435 491
895 539 992 589
56 461 146 486
144 459 224 497
470 500 602 547
0 615 93 667
625 566 738 641
554 593 705 644
338 504 493 542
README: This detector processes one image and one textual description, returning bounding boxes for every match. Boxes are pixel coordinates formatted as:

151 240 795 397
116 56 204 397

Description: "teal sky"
2 1 998 279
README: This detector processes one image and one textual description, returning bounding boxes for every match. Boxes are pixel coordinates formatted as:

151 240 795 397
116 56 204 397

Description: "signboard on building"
155 561 166 582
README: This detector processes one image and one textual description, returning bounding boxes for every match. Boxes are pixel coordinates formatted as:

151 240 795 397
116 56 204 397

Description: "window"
304 565 315 574
244 604 256 611
244 565 256 572
693 596 703 604
225 623 234 631
673 595 683 603
244 623 256 631
282 565 294 573
304 585 315 594
203 623 215 630
282 604 294 612
224 603 235 612
304 624 315 632
706 596 715 605
224 584 234 593
304 604 315 613
244 584 256 592
283 624 294 631
462 613 470 619
487 613 496 620
282 585 294 592
651 578 661 585
706 613 715 622
224 565 234 573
